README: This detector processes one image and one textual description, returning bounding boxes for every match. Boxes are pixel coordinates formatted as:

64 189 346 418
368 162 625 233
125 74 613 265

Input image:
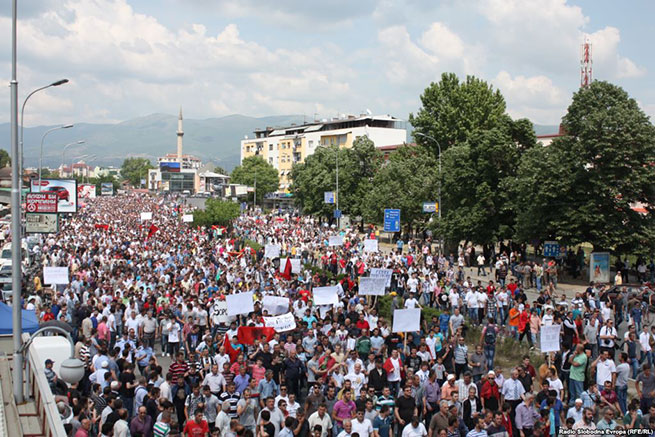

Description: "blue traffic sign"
384 209 400 232
334 209 342 218
324 191 335 204
543 241 560 258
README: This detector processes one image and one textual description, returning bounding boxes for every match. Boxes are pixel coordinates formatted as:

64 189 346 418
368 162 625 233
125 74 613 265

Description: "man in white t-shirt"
404 293 421 309
593 350 617 387
401 416 427 437
351 410 374 437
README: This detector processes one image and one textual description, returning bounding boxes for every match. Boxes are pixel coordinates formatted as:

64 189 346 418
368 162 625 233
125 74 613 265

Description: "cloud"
493 71 568 123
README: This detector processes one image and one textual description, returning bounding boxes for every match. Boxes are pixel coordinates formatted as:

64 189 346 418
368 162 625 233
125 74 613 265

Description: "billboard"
26 213 58 233
78 183 97 199
590 252 611 284
30 179 77 213
25 193 58 213
160 161 180 173
100 182 114 196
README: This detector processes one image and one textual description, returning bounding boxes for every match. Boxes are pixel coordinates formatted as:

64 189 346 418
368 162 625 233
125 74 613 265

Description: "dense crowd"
22 193 655 437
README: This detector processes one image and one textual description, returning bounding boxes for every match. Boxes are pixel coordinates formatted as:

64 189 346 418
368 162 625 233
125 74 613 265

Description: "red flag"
237 326 275 345
94 224 109 230
281 258 292 280
147 224 159 239
223 335 240 362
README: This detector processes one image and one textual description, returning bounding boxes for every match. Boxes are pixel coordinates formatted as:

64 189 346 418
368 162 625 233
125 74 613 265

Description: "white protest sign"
212 300 235 324
182 214 193 223
364 239 378 253
279 258 302 274
313 286 339 306
263 313 296 332
264 244 281 259
262 295 289 316
318 305 330 320
359 277 387 296
392 308 421 333
540 324 561 353
43 266 70 285
370 268 393 287
140 212 152 221
328 235 344 246
226 292 254 316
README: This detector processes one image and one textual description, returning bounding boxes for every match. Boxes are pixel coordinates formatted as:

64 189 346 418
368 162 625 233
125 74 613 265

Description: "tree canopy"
0 149 10 168
192 198 241 228
230 156 279 203
121 157 153 187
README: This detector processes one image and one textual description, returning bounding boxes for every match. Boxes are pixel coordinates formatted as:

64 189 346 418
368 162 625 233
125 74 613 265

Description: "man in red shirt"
183 408 209 436
507 278 518 296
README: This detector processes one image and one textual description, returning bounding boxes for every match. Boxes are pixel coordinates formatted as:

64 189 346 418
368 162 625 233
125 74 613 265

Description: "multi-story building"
240 114 407 191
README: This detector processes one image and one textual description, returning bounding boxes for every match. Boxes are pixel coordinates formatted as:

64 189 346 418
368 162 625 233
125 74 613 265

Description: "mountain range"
0 113 558 171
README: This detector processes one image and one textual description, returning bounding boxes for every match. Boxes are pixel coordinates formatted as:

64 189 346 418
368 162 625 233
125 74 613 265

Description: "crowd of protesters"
21 193 655 437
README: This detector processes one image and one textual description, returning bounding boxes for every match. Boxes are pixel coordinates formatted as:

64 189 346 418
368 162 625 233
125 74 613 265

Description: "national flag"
223 334 240 362
94 224 109 230
147 224 159 239
237 326 275 345
281 257 292 280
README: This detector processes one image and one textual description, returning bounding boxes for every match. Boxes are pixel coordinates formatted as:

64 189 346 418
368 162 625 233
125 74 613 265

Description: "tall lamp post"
38 124 73 187
415 132 442 252
61 140 85 173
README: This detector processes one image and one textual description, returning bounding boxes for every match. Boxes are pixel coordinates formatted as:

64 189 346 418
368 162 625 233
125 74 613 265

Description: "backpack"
484 326 497 346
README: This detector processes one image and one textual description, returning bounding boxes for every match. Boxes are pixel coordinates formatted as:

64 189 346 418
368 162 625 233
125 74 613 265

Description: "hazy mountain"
0 114 558 171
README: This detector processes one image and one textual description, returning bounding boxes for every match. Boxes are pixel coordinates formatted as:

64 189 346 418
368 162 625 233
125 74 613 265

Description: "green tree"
410 73 508 156
192 198 241 227
362 145 439 233
121 157 153 186
214 165 228 175
230 156 279 204
291 136 381 219
513 81 655 254
0 149 10 168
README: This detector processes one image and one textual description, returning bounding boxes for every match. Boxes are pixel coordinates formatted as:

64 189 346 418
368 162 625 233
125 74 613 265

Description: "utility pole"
253 169 257 209
335 146 339 229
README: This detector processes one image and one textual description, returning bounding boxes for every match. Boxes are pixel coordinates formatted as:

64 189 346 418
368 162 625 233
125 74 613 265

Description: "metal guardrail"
22 332 66 437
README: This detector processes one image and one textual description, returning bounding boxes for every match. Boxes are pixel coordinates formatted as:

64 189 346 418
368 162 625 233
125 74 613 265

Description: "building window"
269 157 273 164
309 140 314 147
269 144 273 151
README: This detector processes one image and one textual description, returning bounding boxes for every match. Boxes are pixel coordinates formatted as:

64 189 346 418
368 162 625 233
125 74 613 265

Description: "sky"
1 0 654 129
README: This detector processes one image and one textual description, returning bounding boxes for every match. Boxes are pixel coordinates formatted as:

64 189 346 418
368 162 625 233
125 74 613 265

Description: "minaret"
177 106 184 160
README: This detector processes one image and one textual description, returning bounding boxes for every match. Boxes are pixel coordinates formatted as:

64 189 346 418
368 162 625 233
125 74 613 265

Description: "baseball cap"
45 359 54 365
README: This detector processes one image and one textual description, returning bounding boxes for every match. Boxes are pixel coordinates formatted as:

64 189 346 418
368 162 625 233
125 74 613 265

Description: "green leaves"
230 156 279 203
120 157 153 187
192 199 240 228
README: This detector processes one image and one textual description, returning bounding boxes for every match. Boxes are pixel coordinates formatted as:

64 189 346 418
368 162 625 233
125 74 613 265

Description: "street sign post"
25 193 58 213
543 241 560 258
384 209 400 232
334 209 342 219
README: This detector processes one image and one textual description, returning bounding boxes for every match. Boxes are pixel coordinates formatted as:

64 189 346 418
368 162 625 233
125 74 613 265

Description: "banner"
237 326 275 345
100 182 114 196
140 212 153 221
182 214 194 223
370 268 393 287
392 308 421 333
313 286 339 306
262 295 289 316
363 239 378 253
590 252 610 284
263 313 296 332
279 258 302 274
328 235 344 246
43 266 70 285
226 292 254 316
31 179 78 213
77 183 97 199
359 277 387 296
264 244 281 259
540 324 562 353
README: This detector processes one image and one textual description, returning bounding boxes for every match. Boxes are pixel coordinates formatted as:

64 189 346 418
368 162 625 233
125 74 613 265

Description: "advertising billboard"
78 183 97 199
100 182 114 196
25 193 58 213
160 161 180 173
26 213 58 234
30 179 77 213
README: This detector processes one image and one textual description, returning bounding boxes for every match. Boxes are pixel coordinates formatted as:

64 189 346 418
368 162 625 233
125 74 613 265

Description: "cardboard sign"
43 266 70 285
363 239 378 253
540 324 562 353
211 300 235 324
279 258 302 274
370 268 393 287
328 235 344 246
359 277 387 296
262 295 289 316
263 313 296 332
226 292 254 316
264 244 281 259
182 214 194 223
313 286 339 306
140 212 153 221
392 308 421 333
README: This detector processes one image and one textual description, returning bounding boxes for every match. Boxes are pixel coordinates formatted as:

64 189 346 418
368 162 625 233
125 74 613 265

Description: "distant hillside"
0 115 559 171
0 114 305 171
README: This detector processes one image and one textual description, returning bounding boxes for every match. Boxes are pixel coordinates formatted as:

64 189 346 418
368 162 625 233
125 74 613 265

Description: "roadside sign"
25 213 58 233
384 209 400 232
543 241 560 258
334 209 342 219
324 191 335 204
422 202 438 213
25 193 58 213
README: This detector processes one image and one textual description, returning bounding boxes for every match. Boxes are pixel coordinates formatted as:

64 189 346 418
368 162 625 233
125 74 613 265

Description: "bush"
244 239 262 251
192 199 240 227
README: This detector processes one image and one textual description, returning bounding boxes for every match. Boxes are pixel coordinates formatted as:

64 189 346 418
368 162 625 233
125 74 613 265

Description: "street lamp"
61 140 85 174
415 132 442 252
38 124 73 187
